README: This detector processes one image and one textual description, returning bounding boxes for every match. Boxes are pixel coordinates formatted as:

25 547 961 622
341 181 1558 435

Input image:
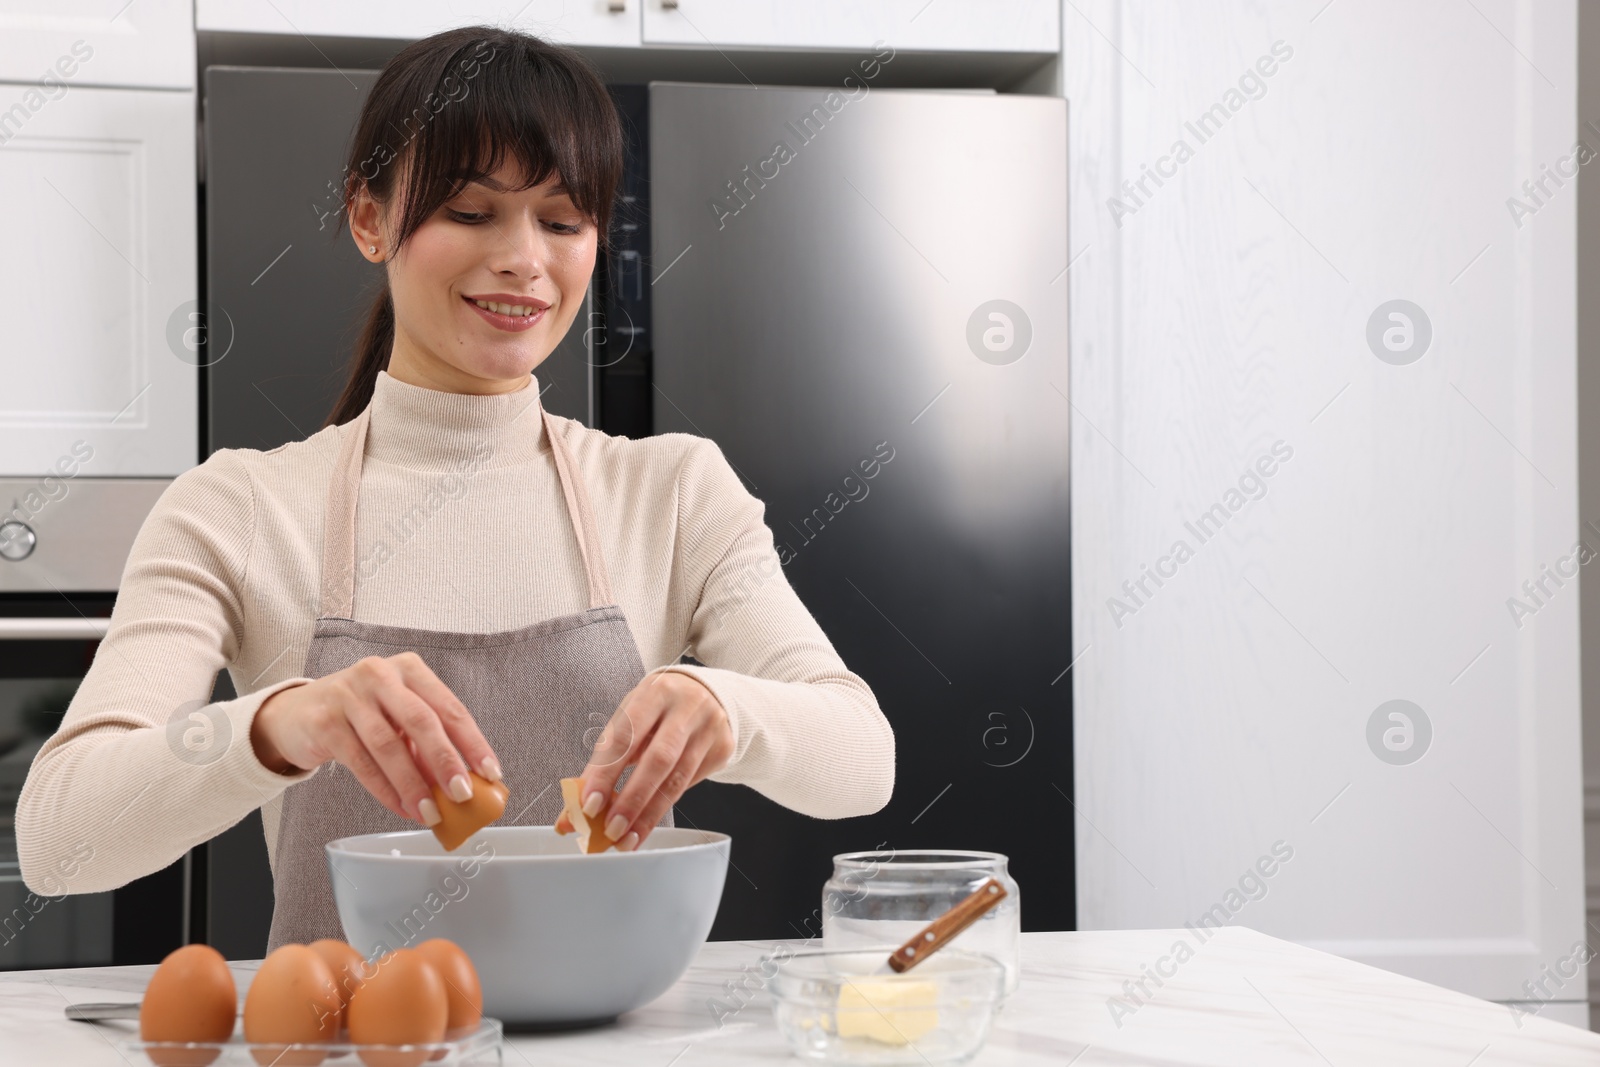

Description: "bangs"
346 27 622 251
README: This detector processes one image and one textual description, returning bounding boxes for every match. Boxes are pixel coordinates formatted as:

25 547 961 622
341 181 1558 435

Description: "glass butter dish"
762 947 1004 1065
124 1016 503 1066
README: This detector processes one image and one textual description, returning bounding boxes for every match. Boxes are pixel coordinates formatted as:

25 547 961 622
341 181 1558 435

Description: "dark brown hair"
325 26 623 426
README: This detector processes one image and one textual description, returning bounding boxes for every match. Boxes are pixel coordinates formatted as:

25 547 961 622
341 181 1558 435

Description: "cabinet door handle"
0 618 110 640
608 0 626 10
661 0 679 8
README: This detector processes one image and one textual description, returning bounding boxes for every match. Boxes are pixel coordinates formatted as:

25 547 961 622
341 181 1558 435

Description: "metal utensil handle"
887 877 1008 974
65 1002 142 1022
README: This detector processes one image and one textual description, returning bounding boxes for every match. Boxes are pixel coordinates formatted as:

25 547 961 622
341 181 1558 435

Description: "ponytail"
325 286 393 427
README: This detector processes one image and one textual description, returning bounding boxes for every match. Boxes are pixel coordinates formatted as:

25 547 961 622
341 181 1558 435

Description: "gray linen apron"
265 392 667 951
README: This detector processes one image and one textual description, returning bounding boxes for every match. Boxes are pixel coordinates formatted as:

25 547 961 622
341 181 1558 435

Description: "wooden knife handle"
888 877 1008 973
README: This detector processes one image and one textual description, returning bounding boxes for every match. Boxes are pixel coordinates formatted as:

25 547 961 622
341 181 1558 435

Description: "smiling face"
348 158 597 395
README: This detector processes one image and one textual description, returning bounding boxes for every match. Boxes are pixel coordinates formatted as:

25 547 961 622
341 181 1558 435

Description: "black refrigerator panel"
645 83 1071 937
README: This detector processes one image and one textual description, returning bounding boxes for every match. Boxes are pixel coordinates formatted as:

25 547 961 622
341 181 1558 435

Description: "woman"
15 26 894 949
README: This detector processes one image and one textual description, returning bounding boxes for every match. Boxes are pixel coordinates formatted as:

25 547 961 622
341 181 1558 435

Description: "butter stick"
836 977 940 1045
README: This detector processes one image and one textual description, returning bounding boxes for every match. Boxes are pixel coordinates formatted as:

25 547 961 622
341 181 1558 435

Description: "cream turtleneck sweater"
16 370 895 895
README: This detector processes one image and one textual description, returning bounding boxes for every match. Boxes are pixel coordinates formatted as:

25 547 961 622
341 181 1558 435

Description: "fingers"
284 654 490 827
554 811 573 834
604 713 691 845
394 652 501 787
627 730 716 849
405 736 440 790
322 719 409 820
576 696 659 819
340 659 435 819
381 659 471 804
600 674 726 850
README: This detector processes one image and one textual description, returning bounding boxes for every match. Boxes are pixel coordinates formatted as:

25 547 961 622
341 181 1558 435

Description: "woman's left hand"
554 671 733 850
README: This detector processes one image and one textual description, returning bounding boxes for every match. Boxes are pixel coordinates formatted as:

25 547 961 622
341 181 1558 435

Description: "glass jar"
821 850 1021 999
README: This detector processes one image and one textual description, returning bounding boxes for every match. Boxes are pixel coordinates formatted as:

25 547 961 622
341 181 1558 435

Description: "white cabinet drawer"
0 86 197 477
0 0 194 90
196 1 642 48
641 0 1059 52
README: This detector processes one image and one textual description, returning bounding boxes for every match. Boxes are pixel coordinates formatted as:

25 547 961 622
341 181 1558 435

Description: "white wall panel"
1066 0 1583 1008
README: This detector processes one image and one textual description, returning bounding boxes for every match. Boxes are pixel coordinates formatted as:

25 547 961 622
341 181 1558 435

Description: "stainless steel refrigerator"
202 71 1069 951
641 84 1070 938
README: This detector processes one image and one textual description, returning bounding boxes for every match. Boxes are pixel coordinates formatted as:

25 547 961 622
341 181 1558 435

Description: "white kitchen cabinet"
1067 0 1584 1011
0 86 196 477
0 0 194 90
641 0 1059 52
196 1 642 48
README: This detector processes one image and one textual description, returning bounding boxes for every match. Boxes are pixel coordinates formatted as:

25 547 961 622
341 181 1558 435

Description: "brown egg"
429 772 509 851
307 939 366 1032
413 939 482 1038
140 943 237 1067
347 949 449 1067
243 944 341 1066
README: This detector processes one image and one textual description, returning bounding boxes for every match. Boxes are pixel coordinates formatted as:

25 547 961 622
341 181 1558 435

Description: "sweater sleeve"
650 437 895 819
15 451 317 897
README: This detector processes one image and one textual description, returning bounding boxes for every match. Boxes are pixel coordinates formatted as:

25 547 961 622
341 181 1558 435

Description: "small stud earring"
369 245 377 254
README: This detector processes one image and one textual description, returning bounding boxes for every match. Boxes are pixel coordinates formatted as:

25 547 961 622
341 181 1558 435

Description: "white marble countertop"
3 927 1598 1065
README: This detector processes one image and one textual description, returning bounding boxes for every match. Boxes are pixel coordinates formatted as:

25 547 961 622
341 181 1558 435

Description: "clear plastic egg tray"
123 1017 502 1065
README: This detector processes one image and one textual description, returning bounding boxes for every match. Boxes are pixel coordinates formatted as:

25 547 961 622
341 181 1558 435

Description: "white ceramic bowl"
326 825 730 1027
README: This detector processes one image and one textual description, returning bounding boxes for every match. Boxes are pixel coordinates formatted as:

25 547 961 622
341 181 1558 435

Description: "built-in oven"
0 477 189 968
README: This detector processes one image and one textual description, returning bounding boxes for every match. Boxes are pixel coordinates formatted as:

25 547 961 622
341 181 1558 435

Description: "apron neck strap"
318 392 615 619
538 401 615 610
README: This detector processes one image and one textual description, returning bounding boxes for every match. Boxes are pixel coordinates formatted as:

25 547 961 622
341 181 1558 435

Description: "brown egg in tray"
126 938 502 1066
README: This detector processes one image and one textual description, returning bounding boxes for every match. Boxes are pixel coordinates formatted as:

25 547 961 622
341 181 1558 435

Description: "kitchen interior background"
1 0 1598 1035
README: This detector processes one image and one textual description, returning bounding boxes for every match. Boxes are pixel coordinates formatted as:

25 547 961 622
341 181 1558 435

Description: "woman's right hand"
249 651 502 827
